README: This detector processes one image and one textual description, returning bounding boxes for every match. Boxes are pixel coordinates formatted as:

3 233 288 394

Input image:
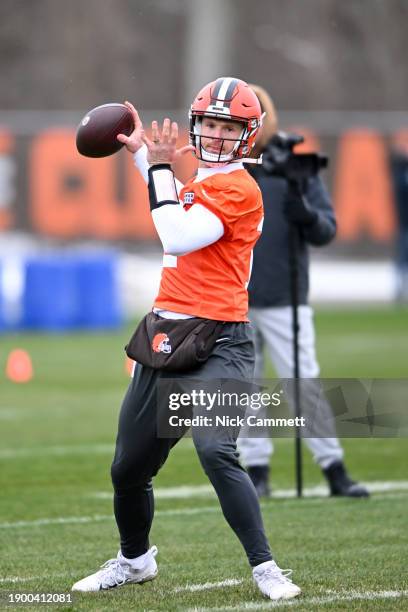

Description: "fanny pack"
125 312 225 371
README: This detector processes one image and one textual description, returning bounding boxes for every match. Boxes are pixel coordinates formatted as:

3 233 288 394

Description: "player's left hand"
143 118 194 165
283 181 318 226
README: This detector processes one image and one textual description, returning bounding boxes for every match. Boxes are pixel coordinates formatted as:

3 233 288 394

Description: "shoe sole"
256 583 301 601
72 570 158 592
268 589 301 600
136 569 158 585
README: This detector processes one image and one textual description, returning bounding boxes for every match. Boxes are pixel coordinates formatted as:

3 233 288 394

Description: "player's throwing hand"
118 101 193 163
116 101 145 153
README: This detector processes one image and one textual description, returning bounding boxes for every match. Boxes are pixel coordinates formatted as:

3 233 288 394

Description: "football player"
71 77 301 601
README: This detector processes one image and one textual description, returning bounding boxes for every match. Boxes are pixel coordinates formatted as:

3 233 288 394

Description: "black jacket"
246 145 336 308
390 151 408 230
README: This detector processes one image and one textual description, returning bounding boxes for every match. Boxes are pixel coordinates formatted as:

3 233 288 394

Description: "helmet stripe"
222 78 239 107
211 77 239 109
211 77 227 100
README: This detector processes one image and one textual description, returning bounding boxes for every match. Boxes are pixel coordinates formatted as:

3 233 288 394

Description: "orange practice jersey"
153 169 263 322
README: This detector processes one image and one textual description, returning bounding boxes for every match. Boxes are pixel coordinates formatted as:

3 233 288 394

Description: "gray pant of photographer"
237 306 344 470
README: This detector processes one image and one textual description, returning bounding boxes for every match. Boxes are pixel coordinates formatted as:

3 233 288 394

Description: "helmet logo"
206 104 230 116
152 333 172 354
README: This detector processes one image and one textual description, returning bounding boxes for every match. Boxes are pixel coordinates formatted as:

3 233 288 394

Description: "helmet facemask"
189 111 259 165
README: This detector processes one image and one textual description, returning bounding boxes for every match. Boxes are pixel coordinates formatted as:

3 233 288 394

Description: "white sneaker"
253 559 301 600
72 546 158 592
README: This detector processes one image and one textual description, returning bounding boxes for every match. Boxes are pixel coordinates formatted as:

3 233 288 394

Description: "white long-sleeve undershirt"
151 203 224 256
133 146 224 256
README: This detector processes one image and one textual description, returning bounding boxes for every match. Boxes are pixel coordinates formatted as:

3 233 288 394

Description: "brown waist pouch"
125 312 225 371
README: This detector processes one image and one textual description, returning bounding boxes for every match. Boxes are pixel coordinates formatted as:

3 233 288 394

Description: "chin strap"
235 154 263 165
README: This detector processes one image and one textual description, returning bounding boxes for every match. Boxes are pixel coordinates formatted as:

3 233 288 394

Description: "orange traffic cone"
6 349 33 383
124 356 135 377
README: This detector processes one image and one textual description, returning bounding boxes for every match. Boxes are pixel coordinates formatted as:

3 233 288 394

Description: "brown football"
76 103 134 158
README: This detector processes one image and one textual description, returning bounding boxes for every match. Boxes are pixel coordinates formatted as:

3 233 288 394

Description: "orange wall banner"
334 130 395 241
30 129 157 239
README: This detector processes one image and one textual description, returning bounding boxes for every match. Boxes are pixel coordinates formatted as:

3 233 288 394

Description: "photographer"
237 84 369 499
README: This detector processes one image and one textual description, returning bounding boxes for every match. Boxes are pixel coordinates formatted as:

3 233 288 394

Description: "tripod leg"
289 223 303 498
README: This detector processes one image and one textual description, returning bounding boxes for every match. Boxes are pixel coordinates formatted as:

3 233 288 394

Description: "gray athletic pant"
238 306 344 469
111 322 272 567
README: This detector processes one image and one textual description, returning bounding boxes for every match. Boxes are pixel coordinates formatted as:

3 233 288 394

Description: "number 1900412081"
5 592 73 605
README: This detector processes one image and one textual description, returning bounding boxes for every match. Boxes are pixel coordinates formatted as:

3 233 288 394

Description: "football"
76 103 134 158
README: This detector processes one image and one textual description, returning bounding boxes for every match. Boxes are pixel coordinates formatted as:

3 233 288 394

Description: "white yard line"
174 579 243 593
0 409 20 421
0 507 220 529
91 480 408 501
187 589 408 611
0 575 242 591
0 444 114 459
0 514 112 528
92 484 216 500
0 438 195 459
0 573 68 584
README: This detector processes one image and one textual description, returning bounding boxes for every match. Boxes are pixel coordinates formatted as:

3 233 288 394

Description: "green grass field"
0 307 407 611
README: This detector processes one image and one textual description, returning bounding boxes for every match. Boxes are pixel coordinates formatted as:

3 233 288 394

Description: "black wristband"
148 164 179 211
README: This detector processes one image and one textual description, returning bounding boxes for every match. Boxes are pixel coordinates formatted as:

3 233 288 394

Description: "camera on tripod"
262 131 328 181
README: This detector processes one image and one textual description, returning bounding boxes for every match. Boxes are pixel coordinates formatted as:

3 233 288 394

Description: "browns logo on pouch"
152 333 172 354
126 312 223 371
